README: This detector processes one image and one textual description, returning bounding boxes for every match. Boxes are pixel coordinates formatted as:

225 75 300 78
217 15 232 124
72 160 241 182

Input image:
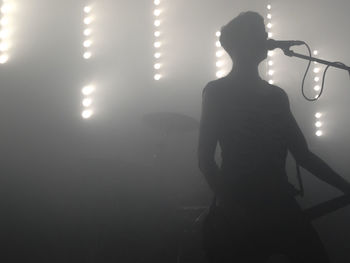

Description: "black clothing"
198 75 330 262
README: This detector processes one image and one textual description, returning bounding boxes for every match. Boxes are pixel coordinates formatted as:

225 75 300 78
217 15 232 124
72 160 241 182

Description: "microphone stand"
282 48 350 72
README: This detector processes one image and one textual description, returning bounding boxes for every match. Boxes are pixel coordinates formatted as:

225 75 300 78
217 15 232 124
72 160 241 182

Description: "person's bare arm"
280 89 350 194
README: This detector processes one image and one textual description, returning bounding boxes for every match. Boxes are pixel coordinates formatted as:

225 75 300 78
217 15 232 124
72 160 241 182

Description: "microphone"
266 39 305 50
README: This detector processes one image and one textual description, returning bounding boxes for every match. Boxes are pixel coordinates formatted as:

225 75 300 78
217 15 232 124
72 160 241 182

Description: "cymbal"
142 112 199 134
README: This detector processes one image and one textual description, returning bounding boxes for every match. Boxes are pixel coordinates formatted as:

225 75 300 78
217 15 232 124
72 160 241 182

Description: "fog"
1 0 350 262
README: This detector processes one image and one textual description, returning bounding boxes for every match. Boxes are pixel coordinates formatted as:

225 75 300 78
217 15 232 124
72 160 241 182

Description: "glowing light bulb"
268 60 274 66
0 42 9 52
216 31 221 37
313 68 320 73
267 4 272 10
216 61 224 68
315 112 322 118
314 85 321 91
154 52 161 59
268 70 274 76
84 6 92 13
316 130 323 137
314 77 320 82
267 23 272 29
83 52 92 59
154 74 162 80
154 20 161 27
82 110 93 119
216 41 221 47
154 9 161 16
154 63 161 69
84 28 92 36
0 17 9 26
267 14 272 19
154 31 160 37
0 54 8 64
216 50 224 57
83 40 92 48
154 41 161 48
268 32 273 38
313 50 318 56
268 51 274 57
0 30 9 39
82 98 93 107
315 121 323 128
154 0 160 5
269 80 274 84
1 4 11 14
216 71 225 78
84 17 93 25
82 85 94 95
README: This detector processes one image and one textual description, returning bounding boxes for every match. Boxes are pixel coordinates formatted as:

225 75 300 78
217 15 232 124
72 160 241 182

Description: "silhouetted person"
198 11 350 263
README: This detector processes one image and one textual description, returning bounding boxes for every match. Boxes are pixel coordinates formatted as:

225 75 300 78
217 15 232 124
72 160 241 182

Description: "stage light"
154 63 161 69
314 85 321 91
154 0 160 5
84 28 92 36
82 98 93 107
268 51 274 57
84 17 93 25
83 52 92 59
315 121 323 128
154 74 162 80
154 52 161 59
315 112 322 118
269 80 274 84
154 31 160 37
313 68 320 73
216 71 225 78
82 85 94 96
0 53 8 64
314 77 320 82
0 42 9 52
267 23 272 29
316 130 323 137
268 70 274 76
82 109 93 119
0 17 8 26
216 41 221 47
216 61 224 67
216 31 221 37
83 40 92 48
84 6 92 13
0 29 9 39
267 4 272 10
268 60 274 66
313 50 318 56
154 20 161 27
1 4 11 14
154 41 161 48
267 14 272 19
154 9 161 16
216 50 223 57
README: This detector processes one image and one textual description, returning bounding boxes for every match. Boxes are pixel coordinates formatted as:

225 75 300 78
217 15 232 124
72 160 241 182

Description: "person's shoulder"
202 78 228 96
263 81 289 100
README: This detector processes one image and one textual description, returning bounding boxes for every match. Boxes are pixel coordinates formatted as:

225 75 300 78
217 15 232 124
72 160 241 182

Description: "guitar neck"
304 194 350 221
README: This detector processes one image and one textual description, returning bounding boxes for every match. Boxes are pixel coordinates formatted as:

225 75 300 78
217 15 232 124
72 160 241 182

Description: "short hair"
219 11 267 56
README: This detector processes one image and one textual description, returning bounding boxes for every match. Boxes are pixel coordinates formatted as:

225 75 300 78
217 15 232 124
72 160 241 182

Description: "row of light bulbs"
153 0 162 81
0 0 13 64
313 50 324 137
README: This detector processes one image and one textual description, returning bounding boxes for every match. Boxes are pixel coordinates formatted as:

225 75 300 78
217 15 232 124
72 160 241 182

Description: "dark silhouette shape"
198 11 350 262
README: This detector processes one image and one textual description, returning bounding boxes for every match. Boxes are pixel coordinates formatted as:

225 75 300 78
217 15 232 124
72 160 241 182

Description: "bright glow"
82 85 94 95
0 54 8 64
154 20 161 27
84 6 92 13
84 28 92 36
154 41 161 48
0 42 9 52
267 4 272 10
1 4 11 14
314 77 320 82
0 17 9 26
154 31 161 37
0 29 9 39
268 32 273 38
216 31 221 37
268 51 274 57
154 52 161 59
82 98 93 107
268 70 274 76
315 121 323 128
268 60 274 66
316 130 323 137
154 63 161 69
154 9 161 16
154 74 162 80
83 52 92 59
315 112 322 118
314 85 321 91
154 0 161 5
82 110 93 119
267 23 272 29
84 17 93 25
83 40 92 48
216 50 224 57
216 41 221 47
313 50 318 56
216 71 225 78
269 80 274 84
313 68 320 73
267 14 272 19
216 61 224 68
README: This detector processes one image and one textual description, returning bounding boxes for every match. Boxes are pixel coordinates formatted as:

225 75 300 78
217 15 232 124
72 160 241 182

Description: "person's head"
220 11 268 66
